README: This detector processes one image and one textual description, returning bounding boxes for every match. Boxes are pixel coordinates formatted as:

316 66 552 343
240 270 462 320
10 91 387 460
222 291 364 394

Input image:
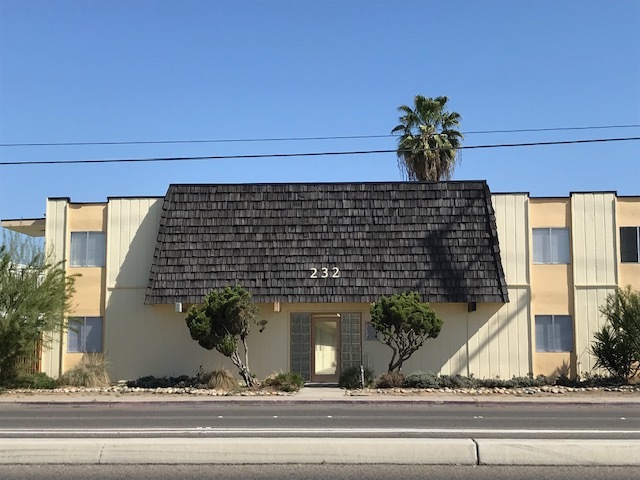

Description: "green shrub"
405 371 439 388
263 372 304 392
370 292 442 372
477 377 512 389
59 353 110 388
555 372 623 388
376 371 406 388
591 287 640 382
476 374 550 389
339 366 375 389
509 375 549 388
5 372 57 389
439 374 475 389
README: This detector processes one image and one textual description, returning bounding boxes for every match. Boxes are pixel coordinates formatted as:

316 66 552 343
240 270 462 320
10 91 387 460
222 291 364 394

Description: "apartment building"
3 182 639 382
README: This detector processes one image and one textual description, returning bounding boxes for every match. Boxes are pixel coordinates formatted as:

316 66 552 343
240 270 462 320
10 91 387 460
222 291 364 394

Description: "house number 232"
310 267 340 278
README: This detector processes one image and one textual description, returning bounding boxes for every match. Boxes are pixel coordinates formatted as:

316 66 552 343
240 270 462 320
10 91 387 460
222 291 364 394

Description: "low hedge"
373 371 632 390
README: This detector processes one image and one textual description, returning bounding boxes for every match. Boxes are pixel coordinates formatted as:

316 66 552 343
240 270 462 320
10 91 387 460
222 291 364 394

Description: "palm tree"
391 95 463 181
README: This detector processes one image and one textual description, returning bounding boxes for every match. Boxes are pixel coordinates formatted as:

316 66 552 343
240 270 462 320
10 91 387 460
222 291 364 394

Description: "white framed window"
535 315 573 352
67 317 103 353
620 227 640 263
533 228 570 264
70 232 106 267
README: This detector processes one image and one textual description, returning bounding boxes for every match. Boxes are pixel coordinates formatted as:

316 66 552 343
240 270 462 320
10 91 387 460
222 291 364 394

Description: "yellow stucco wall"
618 198 640 290
533 353 571 378
529 198 574 377
530 198 571 228
63 203 107 372
529 202 572 315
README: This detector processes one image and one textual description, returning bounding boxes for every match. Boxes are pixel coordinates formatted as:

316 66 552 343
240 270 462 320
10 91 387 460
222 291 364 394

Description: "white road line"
1 427 640 435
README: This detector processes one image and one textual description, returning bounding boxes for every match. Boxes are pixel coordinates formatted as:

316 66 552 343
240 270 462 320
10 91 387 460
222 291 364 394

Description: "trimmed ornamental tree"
185 285 265 387
370 291 443 373
0 240 75 383
591 286 640 382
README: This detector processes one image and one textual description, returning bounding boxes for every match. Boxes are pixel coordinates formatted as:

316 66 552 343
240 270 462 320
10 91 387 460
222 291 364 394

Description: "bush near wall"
370 371 636 390
59 353 110 388
127 370 303 393
339 366 375 389
376 371 406 388
1 372 57 389
263 372 304 392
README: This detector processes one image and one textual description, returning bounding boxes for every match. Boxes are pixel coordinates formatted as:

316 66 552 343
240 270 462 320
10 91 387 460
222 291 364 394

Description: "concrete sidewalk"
1 386 640 405
2 437 640 466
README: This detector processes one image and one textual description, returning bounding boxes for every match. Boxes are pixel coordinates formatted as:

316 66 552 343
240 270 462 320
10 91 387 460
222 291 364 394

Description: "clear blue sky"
1 1 639 226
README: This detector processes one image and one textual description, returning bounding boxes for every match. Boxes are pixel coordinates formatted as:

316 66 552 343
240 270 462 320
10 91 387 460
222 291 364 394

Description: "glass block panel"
340 313 362 370
290 313 311 381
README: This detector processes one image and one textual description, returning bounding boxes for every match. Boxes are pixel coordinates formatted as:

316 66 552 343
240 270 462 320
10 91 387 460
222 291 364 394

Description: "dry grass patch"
202 368 239 390
59 353 110 387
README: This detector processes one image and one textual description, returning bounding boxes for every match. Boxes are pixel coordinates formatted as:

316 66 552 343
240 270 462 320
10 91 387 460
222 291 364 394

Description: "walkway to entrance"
295 386 347 400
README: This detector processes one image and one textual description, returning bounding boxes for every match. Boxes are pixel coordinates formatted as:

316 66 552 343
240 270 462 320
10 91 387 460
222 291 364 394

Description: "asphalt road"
1 403 639 439
1 464 639 480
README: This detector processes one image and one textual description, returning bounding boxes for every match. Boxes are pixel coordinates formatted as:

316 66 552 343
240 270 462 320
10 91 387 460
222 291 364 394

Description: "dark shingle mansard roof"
145 182 508 305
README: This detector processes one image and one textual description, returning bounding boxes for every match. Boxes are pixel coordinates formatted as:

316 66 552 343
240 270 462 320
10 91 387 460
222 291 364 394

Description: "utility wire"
1 124 639 148
1 137 638 167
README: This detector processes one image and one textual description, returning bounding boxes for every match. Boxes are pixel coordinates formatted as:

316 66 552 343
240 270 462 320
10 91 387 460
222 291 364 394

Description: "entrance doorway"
290 312 362 383
311 315 340 383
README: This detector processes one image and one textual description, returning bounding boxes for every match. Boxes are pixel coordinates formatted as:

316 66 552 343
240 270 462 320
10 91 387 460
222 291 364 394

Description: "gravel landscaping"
349 385 640 396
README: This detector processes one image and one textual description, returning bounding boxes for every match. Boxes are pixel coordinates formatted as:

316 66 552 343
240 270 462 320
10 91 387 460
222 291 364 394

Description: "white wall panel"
574 286 616 375
45 199 67 264
571 193 617 287
104 289 289 381
363 293 530 380
106 198 162 289
468 288 531 379
492 194 529 286
41 198 68 378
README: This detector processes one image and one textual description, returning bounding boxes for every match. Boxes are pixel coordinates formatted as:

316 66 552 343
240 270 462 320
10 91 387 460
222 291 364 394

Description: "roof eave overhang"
1 218 46 237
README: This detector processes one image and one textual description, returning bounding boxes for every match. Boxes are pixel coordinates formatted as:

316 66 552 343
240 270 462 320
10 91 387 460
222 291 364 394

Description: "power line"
0 124 639 148
1 137 638 167
466 124 640 135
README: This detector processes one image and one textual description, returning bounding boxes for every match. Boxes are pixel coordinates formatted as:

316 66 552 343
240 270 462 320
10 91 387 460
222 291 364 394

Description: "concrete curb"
3 438 640 465
0 438 478 465
1 396 639 407
476 439 640 466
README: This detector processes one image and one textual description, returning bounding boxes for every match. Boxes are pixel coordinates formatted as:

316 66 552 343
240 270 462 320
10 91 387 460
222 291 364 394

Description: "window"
620 227 640 263
533 228 570 264
70 232 106 267
67 317 103 353
535 315 573 352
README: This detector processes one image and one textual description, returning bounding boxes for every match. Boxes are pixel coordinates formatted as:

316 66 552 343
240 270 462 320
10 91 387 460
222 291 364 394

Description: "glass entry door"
311 316 340 383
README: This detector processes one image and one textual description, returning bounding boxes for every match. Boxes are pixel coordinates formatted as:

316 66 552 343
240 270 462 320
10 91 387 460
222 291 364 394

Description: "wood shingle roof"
145 181 508 305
